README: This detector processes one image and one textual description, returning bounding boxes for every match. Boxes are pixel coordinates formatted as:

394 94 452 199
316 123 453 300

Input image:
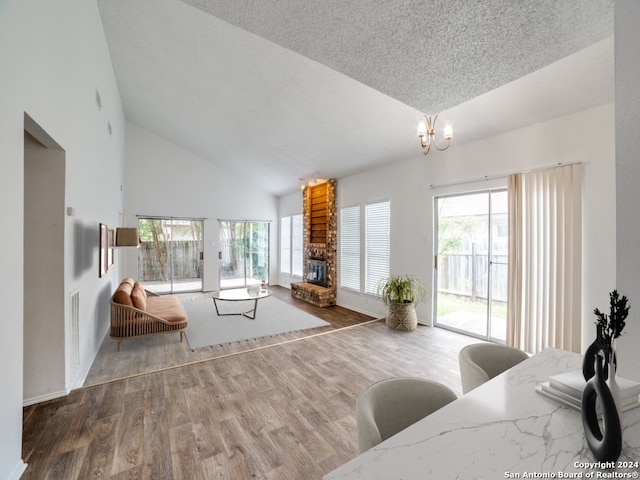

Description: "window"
365 201 390 294
340 200 390 294
280 214 303 278
280 217 291 274
137 217 204 294
340 206 360 290
219 220 270 288
434 191 507 342
291 214 303 277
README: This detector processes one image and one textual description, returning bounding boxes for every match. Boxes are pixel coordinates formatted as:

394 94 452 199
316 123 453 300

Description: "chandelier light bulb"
417 120 428 137
444 123 453 140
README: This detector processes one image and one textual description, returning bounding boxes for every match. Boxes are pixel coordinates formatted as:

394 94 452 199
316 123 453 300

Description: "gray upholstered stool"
458 343 529 394
355 377 457 453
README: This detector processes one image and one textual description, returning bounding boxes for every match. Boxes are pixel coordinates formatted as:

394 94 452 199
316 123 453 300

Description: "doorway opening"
23 114 67 402
219 220 270 289
137 217 204 294
434 190 508 342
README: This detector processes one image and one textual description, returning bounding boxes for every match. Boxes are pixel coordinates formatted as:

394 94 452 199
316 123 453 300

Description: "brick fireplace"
291 179 337 307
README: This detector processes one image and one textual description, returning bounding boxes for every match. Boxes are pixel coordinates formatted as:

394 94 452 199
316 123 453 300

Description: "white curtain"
507 164 582 354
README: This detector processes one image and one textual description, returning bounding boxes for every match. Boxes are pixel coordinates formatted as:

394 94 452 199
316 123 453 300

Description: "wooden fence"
138 241 202 282
438 253 507 302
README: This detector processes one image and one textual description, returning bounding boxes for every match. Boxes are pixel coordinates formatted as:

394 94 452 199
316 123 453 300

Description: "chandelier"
417 114 453 156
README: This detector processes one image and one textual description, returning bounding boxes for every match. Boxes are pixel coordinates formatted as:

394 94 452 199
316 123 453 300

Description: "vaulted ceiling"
97 0 614 196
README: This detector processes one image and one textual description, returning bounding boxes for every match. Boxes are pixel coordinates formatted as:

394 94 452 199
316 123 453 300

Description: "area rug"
181 295 331 350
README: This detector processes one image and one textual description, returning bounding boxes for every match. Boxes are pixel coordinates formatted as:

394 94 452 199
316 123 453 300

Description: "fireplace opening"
307 258 327 287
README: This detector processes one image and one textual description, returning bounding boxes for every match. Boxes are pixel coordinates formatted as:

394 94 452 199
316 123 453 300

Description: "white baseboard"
7 460 27 480
74 331 107 390
23 388 69 407
335 301 380 319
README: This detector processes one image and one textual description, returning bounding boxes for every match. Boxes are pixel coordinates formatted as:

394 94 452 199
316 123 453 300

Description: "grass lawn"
436 292 506 318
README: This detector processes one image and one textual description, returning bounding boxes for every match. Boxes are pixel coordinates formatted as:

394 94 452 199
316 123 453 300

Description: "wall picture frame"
108 228 115 268
99 223 108 278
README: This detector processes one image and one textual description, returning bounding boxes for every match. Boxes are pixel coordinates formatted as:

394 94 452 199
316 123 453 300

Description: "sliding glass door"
434 190 508 342
137 217 204 293
219 221 270 289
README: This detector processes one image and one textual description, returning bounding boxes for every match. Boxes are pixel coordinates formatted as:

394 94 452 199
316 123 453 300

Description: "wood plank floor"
22 287 481 479
84 286 374 387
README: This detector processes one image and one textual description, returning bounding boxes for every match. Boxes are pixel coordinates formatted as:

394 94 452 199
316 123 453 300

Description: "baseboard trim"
334 301 379 318
23 388 69 407
7 460 27 480
72 327 109 390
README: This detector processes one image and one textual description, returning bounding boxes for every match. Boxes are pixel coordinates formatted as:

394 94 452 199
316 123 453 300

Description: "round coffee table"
211 287 272 319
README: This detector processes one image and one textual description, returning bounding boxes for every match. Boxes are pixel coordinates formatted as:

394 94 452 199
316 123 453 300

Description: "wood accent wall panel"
309 183 328 244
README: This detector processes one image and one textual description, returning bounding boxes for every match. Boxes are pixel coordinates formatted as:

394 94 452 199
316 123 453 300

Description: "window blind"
292 214 303 277
280 216 291 274
340 205 361 290
365 201 390 294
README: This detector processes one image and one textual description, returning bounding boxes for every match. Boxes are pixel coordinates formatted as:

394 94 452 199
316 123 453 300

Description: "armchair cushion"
146 296 187 323
131 282 147 310
112 280 134 306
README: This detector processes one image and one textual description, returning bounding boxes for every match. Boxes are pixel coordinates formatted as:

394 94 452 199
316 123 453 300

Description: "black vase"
582 335 601 381
583 325 616 382
581 354 622 462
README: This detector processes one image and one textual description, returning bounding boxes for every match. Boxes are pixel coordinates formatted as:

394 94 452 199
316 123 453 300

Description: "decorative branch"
593 290 629 362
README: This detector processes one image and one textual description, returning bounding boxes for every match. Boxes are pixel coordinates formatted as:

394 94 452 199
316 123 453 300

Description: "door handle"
218 251 222 260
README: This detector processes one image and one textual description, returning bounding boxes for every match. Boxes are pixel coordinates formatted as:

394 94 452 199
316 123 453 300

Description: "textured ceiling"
181 0 613 113
97 0 614 196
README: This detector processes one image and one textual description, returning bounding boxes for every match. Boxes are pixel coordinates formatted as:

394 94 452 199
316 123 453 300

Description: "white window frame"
291 214 303 277
339 205 361 291
280 214 303 279
339 200 390 295
280 216 291 275
365 200 391 295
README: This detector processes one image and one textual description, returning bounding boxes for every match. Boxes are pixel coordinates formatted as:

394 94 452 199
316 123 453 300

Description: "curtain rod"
136 215 208 221
429 160 584 190
217 219 273 223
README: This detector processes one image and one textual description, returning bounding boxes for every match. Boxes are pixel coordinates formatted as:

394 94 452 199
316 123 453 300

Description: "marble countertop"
324 348 640 479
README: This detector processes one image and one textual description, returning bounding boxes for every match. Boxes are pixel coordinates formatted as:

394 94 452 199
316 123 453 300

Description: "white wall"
121 122 279 290
328 104 616 351
336 159 434 319
0 0 125 477
615 1 640 381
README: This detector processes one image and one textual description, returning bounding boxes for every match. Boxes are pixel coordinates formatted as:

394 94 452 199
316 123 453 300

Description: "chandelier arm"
432 138 451 151
429 114 451 152
429 113 449 151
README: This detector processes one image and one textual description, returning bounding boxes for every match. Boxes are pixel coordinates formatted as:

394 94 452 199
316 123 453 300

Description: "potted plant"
376 275 429 331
